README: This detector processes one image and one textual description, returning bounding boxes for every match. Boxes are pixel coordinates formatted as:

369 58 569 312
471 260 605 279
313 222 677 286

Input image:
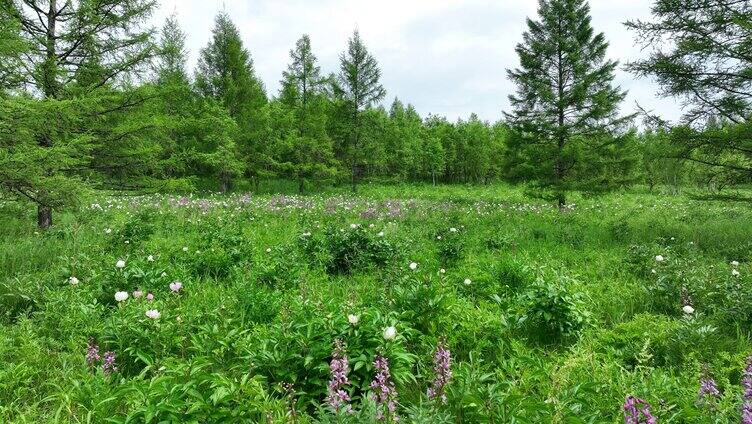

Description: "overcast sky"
152 0 682 123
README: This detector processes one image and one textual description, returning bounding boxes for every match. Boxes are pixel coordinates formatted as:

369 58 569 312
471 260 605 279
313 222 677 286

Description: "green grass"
1 183 751 422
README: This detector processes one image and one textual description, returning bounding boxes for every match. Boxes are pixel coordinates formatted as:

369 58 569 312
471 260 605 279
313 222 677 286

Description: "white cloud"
152 0 683 123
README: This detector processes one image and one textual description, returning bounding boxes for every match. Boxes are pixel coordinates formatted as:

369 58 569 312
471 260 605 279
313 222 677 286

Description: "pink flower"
169 281 183 292
133 290 143 299
146 293 154 301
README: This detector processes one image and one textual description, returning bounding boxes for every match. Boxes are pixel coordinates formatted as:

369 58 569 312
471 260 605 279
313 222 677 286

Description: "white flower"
350 223 359 229
437 236 442 240
439 268 446 274
266 247 272 253
450 227 457 232
169 281 183 292
182 246 189 252
105 228 112 234
348 314 359 325
124 240 130 244
69 276 79 285
383 326 397 340
409 262 418 270
114 291 129 302
145 309 161 319
732 269 741 277
464 278 472 285
655 255 664 263
147 255 154 262
682 305 695 314
377 231 384 237
731 261 740 267
115 259 126 269
133 290 143 299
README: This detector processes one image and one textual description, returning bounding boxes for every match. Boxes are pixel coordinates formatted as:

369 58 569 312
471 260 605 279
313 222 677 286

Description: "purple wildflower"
85 338 100 367
623 396 656 424
742 356 752 423
370 354 399 422
427 340 452 404
102 351 117 376
326 340 352 414
697 367 720 407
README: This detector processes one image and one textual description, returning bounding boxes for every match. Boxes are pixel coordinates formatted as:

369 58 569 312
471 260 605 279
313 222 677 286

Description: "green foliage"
505 0 634 206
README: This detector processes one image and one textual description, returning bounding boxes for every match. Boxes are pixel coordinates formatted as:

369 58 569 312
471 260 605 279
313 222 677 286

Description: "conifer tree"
505 0 633 207
2 0 156 227
195 12 268 191
277 35 336 193
337 29 386 191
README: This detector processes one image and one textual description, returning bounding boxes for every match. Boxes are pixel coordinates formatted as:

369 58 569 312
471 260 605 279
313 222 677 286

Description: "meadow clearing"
1 183 751 422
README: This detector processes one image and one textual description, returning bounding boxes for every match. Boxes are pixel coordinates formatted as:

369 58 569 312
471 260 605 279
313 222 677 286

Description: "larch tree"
195 11 268 192
2 0 155 228
336 29 386 192
277 35 336 193
505 0 633 207
626 0 752 182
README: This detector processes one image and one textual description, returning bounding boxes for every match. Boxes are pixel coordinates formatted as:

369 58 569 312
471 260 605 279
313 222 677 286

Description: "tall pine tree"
195 12 268 191
336 29 386 191
505 0 633 207
2 0 156 227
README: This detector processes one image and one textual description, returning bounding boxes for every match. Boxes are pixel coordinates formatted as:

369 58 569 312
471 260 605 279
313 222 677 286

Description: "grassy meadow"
1 183 751 422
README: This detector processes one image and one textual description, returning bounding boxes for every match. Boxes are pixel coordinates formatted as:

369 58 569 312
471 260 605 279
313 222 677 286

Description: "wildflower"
732 261 740 268
733 269 741 277
147 255 154 262
102 351 117 375
169 281 183 292
427 340 452 404
440 268 446 274
350 223 359 229
623 396 656 424
146 293 154 301
85 338 101 367
105 228 112 234
742 356 752 423
69 276 80 285
464 278 472 285
348 314 359 325
114 291 128 302
326 340 352 413
266 248 272 253
115 259 126 269
450 227 457 232
370 354 399 421
377 231 384 237
682 305 695 314
182 246 189 252
655 255 664 263
145 309 161 319
697 371 720 407
133 290 143 299
383 326 397 341
409 262 418 270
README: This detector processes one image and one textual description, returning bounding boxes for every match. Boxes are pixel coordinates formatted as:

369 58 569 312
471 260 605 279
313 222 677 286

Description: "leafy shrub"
512 273 592 344
301 225 395 275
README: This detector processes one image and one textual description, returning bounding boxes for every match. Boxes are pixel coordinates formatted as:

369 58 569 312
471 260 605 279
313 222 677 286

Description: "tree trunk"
38 205 52 229
298 177 305 194
220 173 230 193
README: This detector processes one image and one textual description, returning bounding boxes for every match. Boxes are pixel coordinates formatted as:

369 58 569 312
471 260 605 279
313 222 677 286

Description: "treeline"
0 0 750 228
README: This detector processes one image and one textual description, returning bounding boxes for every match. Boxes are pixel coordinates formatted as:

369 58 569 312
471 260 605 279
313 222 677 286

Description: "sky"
152 0 683 123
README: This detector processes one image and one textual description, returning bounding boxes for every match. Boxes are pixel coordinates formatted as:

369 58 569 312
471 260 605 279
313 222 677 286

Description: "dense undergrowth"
1 183 751 423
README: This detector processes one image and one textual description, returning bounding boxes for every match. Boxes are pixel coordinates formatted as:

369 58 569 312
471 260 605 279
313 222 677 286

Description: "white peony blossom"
464 278 472 285
348 314 359 325
409 262 418 270
116 259 126 269
114 291 129 302
383 326 397 340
